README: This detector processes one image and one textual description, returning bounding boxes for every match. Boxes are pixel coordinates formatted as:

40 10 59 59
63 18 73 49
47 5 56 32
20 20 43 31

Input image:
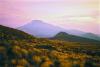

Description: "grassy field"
0 39 100 67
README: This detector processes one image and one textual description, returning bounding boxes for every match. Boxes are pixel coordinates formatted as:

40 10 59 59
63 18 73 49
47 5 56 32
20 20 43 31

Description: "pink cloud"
0 0 99 34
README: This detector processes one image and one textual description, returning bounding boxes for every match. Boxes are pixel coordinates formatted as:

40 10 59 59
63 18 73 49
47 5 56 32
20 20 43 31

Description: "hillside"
0 25 100 67
52 32 100 45
0 25 34 40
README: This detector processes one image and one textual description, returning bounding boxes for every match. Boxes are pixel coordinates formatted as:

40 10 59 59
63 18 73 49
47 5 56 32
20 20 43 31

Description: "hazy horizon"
0 0 100 34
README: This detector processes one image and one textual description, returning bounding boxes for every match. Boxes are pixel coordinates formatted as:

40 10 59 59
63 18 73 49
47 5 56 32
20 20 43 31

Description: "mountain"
18 20 62 37
0 25 34 40
18 20 100 41
18 20 85 37
80 33 100 41
52 32 100 44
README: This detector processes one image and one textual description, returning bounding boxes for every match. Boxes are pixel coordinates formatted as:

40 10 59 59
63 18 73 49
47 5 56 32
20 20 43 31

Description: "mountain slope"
0 25 34 40
52 32 100 44
18 20 62 37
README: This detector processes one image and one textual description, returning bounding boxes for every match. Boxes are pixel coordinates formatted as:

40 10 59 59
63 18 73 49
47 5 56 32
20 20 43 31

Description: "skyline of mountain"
18 20 100 41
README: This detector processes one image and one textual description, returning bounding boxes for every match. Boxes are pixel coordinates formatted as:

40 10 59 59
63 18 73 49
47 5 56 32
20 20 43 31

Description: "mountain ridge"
52 32 100 45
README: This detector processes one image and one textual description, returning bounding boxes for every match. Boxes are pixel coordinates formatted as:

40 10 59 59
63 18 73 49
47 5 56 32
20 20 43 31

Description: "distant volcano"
18 20 63 37
18 20 100 41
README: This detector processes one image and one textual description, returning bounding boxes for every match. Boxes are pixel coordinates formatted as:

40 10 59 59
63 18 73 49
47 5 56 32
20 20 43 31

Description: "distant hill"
18 20 62 37
80 33 100 41
52 32 100 45
64 30 100 41
0 25 34 40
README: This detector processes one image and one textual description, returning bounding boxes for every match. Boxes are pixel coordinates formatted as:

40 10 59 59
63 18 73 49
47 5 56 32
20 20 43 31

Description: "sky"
0 0 100 34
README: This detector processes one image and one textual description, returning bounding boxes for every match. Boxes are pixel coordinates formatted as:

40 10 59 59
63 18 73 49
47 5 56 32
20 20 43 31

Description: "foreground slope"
0 25 100 67
0 25 34 40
